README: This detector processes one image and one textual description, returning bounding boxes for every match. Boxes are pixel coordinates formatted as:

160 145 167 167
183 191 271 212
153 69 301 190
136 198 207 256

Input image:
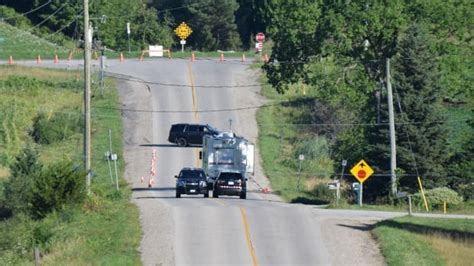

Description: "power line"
1 1 53 21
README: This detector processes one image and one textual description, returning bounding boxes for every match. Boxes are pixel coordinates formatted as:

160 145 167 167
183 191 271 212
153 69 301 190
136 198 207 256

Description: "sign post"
255 32 265 54
126 22 131 53
297 154 304 190
175 22 193 52
350 159 374 206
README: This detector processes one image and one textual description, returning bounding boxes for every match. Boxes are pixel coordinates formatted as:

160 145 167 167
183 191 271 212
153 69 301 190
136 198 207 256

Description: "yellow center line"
187 63 200 167
240 207 259 266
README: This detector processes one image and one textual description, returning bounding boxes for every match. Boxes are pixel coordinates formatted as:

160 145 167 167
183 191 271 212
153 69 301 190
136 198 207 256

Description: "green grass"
373 216 474 266
0 22 72 60
0 65 141 264
256 76 335 203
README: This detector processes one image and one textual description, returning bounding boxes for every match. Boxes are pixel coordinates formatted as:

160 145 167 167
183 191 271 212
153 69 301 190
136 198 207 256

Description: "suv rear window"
180 170 206 178
219 173 243 180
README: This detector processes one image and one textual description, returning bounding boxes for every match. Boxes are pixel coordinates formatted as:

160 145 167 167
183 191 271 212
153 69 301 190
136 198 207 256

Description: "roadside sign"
149 45 163 57
350 159 374 183
175 22 193 40
256 32 265 43
298 154 305 161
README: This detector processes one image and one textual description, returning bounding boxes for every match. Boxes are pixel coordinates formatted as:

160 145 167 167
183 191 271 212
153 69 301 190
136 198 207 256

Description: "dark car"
213 171 247 199
175 168 209 198
168 123 219 147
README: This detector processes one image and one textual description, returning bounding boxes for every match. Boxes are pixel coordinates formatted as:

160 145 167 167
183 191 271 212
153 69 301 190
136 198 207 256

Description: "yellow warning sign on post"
174 22 193 40
350 159 374 183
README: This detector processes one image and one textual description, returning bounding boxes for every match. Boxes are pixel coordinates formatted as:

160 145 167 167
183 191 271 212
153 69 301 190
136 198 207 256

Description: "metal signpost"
350 159 374 206
256 32 265 54
297 154 304 190
175 22 193 52
126 22 131 53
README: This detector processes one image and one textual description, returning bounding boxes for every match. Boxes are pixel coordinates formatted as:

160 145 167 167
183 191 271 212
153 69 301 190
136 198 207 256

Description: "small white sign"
180 39 186 45
149 45 163 57
126 22 130 34
111 153 118 161
299 154 305 161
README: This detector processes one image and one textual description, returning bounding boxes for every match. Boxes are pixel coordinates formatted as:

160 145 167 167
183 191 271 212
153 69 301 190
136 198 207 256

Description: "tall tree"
184 0 241 51
366 23 449 195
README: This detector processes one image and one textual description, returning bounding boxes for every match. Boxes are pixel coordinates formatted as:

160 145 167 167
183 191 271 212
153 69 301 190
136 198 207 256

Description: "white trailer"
201 132 255 187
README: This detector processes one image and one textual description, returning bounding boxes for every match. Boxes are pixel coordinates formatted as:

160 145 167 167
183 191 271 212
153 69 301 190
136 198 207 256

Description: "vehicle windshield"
179 170 206 179
207 125 218 133
218 173 242 180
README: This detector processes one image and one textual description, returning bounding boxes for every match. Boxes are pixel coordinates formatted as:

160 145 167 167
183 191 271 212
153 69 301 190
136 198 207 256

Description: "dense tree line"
1 0 266 51
261 0 473 201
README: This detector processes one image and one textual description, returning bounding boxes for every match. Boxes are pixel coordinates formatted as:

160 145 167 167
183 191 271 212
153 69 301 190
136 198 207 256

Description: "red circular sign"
357 170 366 178
256 32 265 43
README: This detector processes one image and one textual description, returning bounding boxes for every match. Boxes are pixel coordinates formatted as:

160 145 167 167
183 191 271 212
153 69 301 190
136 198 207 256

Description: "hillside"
0 22 70 60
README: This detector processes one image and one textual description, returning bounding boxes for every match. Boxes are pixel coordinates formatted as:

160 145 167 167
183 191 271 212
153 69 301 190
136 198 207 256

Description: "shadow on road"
132 187 175 192
140 143 203 148
134 196 177 199
337 223 375 232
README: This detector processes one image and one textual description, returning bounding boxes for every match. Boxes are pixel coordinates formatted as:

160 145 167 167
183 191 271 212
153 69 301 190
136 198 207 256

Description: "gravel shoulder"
117 80 175 266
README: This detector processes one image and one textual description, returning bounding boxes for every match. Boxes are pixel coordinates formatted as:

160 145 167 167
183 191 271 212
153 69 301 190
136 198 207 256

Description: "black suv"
175 168 209 198
213 171 247 199
168 123 218 146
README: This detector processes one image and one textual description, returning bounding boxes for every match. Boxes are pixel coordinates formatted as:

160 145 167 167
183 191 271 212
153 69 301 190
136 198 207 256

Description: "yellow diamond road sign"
175 22 193 40
350 159 374 184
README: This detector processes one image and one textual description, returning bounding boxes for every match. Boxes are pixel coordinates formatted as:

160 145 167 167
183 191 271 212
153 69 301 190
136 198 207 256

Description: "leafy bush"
30 110 82 144
310 183 335 204
31 161 86 219
285 136 334 178
424 187 463 209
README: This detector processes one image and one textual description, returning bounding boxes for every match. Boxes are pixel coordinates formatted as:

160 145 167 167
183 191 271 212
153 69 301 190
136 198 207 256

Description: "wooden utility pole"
386 58 397 196
84 0 92 194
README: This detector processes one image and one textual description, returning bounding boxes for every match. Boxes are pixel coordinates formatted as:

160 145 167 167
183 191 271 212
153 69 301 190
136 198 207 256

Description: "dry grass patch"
423 234 474 266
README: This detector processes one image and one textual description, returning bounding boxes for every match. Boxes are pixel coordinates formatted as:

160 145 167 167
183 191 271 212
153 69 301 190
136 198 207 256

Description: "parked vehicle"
175 168 209 198
201 132 254 189
213 170 247 199
168 123 219 147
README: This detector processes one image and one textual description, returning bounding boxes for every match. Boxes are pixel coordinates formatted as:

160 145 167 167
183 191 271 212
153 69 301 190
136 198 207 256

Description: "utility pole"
386 58 397 196
84 0 92 195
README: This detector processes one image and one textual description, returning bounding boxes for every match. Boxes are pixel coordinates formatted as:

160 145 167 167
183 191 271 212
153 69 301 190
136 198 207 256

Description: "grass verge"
0 65 141 264
372 216 474 266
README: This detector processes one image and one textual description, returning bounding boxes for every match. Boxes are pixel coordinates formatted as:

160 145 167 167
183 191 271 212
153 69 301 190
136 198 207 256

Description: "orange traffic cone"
220 53 225 62
119 52 124 62
54 54 59 64
36 55 42 64
241 53 246 63
8 56 14 65
191 52 195 62
148 178 154 188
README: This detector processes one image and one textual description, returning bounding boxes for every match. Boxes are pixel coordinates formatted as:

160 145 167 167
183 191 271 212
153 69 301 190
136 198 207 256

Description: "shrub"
285 136 334 178
310 183 335 204
30 110 82 144
3 144 43 216
31 161 86 219
424 187 463 209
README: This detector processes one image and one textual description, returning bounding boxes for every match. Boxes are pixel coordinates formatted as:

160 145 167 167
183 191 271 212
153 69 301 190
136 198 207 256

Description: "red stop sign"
256 32 265 43
357 170 366 178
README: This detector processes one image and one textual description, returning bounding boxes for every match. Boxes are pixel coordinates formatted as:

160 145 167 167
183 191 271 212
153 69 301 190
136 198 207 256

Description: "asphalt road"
100 57 397 266
10 58 470 266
